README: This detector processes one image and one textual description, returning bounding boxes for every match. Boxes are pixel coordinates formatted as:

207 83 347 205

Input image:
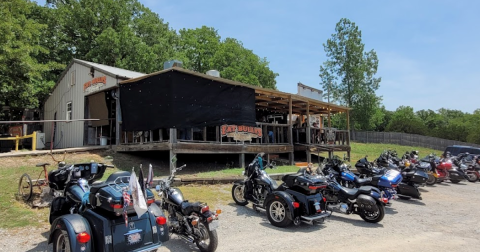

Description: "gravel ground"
2 181 480 252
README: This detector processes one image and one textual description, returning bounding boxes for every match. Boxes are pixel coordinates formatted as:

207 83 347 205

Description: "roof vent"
164 60 183 69
206 70 220 77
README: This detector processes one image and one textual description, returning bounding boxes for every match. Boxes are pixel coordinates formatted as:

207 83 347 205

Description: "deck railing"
293 127 350 146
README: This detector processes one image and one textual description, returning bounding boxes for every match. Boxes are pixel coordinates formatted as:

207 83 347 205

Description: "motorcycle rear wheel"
195 222 218 252
231 184 248 206
266 198 292 227
359 202 385 223
53 229 71 252
426 174 436 185
466 173 478 183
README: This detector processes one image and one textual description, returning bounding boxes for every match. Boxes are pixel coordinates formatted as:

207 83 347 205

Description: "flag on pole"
138 165 147 201
146 164 154 188
122 188 130 227
129 168 148 218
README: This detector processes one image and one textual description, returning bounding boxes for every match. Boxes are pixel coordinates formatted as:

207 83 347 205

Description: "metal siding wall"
43 62 118 148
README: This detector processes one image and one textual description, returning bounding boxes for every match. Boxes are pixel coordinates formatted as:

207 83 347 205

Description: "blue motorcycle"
321 157 402 205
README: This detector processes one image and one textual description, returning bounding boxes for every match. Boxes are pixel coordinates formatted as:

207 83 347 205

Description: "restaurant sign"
84 76 107 94
221 125 262 142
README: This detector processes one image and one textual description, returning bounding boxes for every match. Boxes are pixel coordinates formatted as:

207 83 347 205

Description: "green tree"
0 0 57 109
386 106 427 134
177 27 278 89
319 18 381 130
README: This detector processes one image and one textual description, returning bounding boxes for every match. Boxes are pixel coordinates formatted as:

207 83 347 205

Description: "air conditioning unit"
36 132 45 150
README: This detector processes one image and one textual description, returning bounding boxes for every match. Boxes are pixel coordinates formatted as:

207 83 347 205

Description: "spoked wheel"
266 198 292 227
231 184 248 206
195 222 218 252
53 229 71 252
360 202 385 223
426 174 436 185
18 173 33 201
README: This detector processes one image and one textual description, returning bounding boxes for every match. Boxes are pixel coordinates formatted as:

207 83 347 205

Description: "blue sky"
38 0 480 113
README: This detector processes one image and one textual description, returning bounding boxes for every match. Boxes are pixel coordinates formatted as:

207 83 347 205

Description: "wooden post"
239 153 245 168
346 110 350 145
288 95 293 144
190 128 194 141
159 129 163 141
115 88 121 146
216 126 219 143
306 101 310 144
306 149 311 163
169 128 177 143
169 149 176 172
203 127 207 141
32 131 37 151
289 152 294 165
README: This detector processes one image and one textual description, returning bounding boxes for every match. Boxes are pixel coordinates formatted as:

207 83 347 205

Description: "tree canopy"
319 18 382 130
1 0 278 112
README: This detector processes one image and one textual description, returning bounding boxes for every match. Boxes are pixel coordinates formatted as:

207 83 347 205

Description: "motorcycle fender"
233 180 245 186
48 214 92 252
265 191 295 221
148 204 169 243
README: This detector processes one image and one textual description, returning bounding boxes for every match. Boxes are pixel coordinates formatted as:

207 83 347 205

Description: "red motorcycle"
432 156 467 184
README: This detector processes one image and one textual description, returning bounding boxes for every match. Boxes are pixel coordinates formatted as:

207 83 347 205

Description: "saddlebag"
90 183 155 215
356 194 378 211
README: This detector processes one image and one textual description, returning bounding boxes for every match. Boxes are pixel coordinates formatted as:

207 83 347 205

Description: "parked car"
444 145 480 157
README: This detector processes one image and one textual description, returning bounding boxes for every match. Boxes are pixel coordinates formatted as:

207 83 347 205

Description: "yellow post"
32 131 37 151
15 135 19 151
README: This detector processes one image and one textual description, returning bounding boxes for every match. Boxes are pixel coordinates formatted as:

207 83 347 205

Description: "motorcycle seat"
339 186 372 200
354 176 372 186
180 201 203 215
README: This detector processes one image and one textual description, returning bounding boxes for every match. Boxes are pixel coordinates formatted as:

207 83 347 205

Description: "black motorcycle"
155 163 220 252
48 161 168 252
315 169 386 223
232 153 331 227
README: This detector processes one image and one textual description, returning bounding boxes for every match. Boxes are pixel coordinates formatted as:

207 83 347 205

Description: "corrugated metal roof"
74 59 145 79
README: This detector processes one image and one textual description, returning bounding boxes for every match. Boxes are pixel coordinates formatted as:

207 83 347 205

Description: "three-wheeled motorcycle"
47 161 169 252
232 153 331 227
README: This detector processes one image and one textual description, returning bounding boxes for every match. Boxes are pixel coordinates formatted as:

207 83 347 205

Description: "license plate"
125 229 142 245
209 220 219 231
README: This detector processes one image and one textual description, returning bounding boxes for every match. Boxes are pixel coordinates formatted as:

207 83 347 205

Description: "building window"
71 70 76 86
66 102 72 120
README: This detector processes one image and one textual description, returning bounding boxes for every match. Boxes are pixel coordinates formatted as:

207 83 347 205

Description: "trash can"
100 136 108 146
0 133 14 153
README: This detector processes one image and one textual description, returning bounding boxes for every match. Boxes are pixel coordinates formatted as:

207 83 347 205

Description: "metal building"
43 59 144 149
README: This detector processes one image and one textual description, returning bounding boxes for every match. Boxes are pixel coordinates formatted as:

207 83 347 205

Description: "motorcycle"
433 155 467 183
154 163 220 252
47 160 168 252
231 153 331 227
317 156 398 205
452 153 479 182
315 169 386 223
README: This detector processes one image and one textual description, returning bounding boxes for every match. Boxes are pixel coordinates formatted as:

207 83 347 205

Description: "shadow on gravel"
419 188 430 192
162 236 202 252
385 207 398 215
397 199 426 206
228 203 327 233
26 231 50 252
328 215 384 228
435 183 450 186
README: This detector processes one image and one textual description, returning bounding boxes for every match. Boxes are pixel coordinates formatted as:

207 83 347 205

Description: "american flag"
123 188 130 227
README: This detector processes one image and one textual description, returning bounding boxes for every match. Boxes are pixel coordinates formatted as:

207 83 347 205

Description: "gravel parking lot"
2 181 480 252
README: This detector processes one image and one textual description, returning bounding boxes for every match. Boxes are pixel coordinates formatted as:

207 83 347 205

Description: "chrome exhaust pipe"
178 234 194 243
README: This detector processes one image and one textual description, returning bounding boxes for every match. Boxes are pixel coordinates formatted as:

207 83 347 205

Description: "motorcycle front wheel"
466 172 479 183
231 184 248 206
359 202 385 223
195 222 218 252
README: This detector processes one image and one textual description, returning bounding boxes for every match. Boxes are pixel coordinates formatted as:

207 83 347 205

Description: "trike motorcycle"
231 153 331 227
47 161 168 252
